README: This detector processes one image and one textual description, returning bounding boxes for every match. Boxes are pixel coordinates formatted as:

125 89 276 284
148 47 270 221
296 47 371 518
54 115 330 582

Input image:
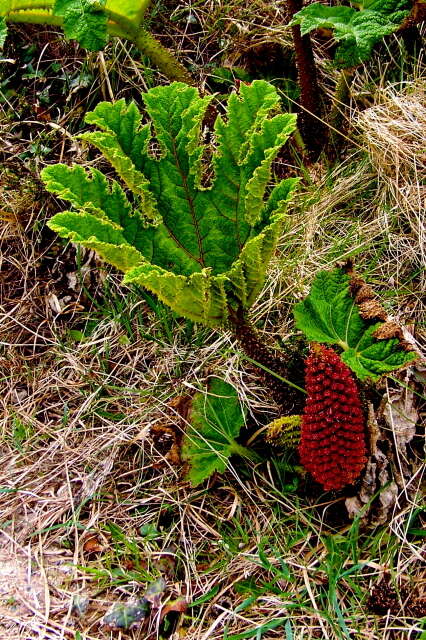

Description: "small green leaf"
181 378 247 486
291 4 355 37
54 0 108 50
0 16 7 48
68 329 86 342
293 268 417 382
342 324 417 380
140 523 160 539
293 269 363 349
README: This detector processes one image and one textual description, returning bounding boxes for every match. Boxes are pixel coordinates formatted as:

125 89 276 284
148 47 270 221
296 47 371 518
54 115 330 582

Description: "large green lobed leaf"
293 268 417 381
42 81 298 326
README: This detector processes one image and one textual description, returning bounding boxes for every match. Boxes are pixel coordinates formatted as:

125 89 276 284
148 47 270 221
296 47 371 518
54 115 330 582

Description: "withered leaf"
150 424 181 465
160 597 188 622
358 300 387 321
373 322 403 340
345 366 422 523
83 535 106 555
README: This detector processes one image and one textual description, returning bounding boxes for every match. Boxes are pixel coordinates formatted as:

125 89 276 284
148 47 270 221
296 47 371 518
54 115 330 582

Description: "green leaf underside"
181 378 246 486
290 1 410 68
42 81 298 325
293 268 417 382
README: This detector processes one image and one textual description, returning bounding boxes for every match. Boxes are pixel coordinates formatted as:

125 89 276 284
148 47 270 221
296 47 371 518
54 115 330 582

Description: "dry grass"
356 81 426 276
1 4 425 639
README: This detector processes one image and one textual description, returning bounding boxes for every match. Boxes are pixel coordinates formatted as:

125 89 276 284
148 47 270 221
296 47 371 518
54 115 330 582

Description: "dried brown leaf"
83 535 107 555
373 322 404 340
160 597 188 622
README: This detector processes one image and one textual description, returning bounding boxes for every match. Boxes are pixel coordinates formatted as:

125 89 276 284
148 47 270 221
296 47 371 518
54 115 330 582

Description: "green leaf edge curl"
293 268 418 382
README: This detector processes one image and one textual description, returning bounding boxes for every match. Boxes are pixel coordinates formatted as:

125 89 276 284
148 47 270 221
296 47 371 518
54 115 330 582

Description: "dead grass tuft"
356 80 426 275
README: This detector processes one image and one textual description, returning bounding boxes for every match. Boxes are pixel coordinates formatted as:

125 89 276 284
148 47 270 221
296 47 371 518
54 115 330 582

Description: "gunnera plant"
41 81 300 399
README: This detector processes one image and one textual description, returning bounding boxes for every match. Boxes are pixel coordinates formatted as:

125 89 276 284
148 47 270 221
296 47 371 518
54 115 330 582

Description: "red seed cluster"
299 344 367 491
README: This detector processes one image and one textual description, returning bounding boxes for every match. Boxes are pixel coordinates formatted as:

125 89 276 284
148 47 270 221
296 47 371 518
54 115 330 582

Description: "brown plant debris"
345 364 423 523
367 575 426 619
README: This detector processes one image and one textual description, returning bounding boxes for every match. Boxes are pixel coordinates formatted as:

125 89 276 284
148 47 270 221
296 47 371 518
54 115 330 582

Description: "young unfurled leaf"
290 0 410 68
54 0 108 50
181 378 255 486
293 268 417 382
42 81 299 326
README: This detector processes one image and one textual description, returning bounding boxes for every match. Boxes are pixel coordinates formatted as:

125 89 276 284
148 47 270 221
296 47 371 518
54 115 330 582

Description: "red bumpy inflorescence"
299 344 367 491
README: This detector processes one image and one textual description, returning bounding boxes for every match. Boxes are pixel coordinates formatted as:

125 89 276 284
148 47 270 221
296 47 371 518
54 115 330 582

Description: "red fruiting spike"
299 344 367 491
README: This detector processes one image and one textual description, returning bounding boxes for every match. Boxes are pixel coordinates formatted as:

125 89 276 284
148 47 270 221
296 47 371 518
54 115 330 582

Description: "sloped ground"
0 4 425 639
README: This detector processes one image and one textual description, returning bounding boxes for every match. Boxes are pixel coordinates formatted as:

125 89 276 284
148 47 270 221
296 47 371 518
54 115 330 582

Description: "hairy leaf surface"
42 81 298 325
181 378 247 486
54 0 108 50
290 0 410 68
293 268 417 381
